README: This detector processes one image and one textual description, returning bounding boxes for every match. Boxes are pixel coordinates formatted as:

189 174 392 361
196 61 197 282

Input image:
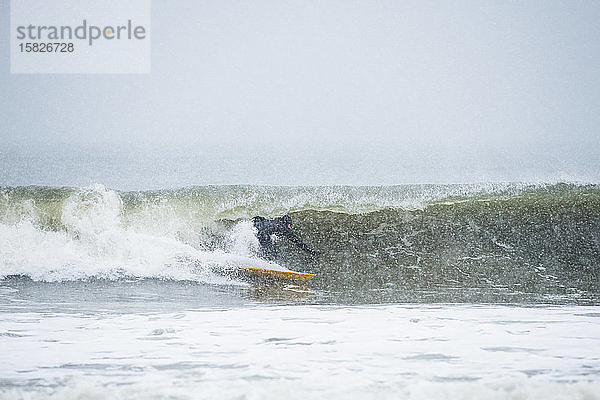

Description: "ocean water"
1 183 599 399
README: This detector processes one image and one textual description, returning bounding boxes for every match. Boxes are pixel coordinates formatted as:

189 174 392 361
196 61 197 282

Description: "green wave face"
0 183 598 304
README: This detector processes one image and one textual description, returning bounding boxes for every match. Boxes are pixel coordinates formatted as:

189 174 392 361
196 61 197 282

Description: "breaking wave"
0 183 598 303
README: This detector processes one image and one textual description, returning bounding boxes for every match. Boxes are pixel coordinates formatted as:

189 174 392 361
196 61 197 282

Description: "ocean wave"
0 183 598 302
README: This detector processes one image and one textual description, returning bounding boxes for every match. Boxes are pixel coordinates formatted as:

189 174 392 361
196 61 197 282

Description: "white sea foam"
0 184 273 282
2 377 598 400
1 305 598 399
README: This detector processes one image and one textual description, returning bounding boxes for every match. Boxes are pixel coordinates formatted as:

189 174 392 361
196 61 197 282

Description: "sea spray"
0 185 266 283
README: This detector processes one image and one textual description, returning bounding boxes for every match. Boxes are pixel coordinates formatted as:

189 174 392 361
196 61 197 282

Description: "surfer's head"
279 215 292 229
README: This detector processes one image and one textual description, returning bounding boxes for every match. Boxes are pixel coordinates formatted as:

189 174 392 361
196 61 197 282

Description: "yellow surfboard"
240 267 316 282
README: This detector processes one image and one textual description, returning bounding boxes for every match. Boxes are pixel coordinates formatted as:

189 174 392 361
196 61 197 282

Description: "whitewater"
1 183 599 399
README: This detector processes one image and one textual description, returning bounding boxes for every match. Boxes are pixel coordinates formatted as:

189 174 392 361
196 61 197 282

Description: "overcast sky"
1 0 599 186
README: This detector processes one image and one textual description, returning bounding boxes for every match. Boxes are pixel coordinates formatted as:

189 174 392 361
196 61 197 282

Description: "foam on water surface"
0 304 598 400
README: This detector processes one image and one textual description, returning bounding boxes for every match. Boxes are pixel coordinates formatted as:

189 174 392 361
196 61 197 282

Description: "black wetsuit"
252 216 315 261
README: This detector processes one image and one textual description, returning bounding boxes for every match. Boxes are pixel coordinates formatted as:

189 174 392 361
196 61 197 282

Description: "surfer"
252 215 318 261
